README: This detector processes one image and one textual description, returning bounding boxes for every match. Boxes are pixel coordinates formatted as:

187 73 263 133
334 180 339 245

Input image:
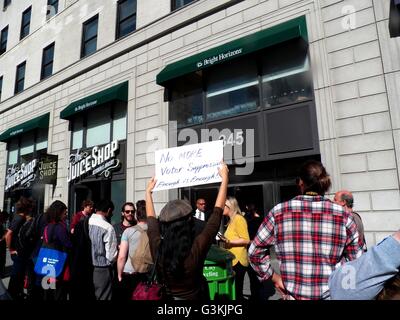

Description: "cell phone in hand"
217 232 227 241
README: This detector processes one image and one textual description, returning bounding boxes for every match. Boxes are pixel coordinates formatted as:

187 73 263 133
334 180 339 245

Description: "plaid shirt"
248 195 363 300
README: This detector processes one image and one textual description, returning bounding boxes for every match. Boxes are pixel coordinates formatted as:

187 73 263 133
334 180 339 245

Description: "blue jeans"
8 254 27 300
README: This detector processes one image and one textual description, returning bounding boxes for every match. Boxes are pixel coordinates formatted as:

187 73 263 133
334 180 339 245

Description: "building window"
171 0 195 10
47 0 59 19
3 0 11 10
20 6 32 40
71 102 127 150
170 39 314 128
170 74 203 128
7 128 48 166
81 15 98 58
116 0 136 39
0 76 3 101
15 61 26 94
0 26 8 55
206 59 259 121
262 40 312 108
41 42 55 80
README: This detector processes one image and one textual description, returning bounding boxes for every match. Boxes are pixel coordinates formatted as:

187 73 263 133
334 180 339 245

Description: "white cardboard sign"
153 140 223 191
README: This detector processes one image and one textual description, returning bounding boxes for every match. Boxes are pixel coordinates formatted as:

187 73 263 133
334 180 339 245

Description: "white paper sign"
153 140 223 191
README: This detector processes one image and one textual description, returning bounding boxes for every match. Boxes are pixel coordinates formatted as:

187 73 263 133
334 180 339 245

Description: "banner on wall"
153 140 223 191
67 140 120 183
5 154 58 192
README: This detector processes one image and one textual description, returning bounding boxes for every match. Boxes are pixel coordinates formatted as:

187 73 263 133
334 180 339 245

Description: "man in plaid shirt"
248 161 364 300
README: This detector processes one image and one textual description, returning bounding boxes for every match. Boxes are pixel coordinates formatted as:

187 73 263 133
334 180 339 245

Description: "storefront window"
113 102 127 141
170 73 203 128
7 139 18 165
20 132 34 156
206 59 259 121
72 117 83 150
36 128 48 151
86 109 111 148
262 40 312 107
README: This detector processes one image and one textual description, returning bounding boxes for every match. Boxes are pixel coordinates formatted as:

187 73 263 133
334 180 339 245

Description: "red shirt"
70 211 87 232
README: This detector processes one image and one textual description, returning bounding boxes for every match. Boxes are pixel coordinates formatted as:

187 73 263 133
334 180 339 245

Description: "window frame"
0 76 3 101
6 128 48 167
171 0 195 11
116 0 137 40
47 0 59 19
41 42 55 80
20 6 32 40
0 26 8 55
70 102 127 152
81 14 99 58
3 0 11 10
169 41 314 128
14 61 26 94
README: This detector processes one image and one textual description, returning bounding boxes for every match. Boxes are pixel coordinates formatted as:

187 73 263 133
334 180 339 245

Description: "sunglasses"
124 210 135 214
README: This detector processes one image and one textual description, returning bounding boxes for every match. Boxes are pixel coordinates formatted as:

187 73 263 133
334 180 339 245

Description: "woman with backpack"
39 200 72 300
145 163 229 300
117 203 149 300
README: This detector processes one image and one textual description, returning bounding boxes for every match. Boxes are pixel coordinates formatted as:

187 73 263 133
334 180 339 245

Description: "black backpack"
17 213 43 254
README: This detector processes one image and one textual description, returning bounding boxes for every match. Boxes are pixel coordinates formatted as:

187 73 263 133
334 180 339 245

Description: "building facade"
0 0 399 243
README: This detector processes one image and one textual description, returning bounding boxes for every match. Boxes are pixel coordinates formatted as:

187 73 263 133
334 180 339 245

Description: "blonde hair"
226 196 242 216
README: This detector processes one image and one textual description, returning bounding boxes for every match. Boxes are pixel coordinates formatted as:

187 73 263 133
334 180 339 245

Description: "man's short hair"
96 200 115 213
81 200 94 209
341 193 354 209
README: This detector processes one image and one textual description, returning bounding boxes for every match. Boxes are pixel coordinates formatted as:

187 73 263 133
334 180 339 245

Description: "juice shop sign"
68 140 120 182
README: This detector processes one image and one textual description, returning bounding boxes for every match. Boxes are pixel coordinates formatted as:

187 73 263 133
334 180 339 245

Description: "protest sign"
153 140 223 191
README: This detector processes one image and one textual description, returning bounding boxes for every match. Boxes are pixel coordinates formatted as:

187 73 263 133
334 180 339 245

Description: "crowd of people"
0 160 399 301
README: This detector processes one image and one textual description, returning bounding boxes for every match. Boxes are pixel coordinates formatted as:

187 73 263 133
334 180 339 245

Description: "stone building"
0 0 399 243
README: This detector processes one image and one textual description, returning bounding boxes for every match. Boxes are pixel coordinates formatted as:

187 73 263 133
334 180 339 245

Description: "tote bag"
34 226 67 278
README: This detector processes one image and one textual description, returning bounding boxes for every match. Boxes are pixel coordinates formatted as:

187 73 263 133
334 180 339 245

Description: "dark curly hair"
45 200 67 223
159 216 194 280
15 197 35 215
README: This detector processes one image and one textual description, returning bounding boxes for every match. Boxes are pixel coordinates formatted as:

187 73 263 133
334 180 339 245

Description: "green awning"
0 113 49 142
60 81 128 119
156 16 308 86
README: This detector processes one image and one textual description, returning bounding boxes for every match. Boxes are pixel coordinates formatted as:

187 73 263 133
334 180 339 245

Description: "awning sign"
153 140 223 191
68 140 120 183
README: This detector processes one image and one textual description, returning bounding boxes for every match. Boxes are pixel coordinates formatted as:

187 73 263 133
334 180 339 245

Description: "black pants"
0 241 6 278
8 254 28 300
233 262 248 301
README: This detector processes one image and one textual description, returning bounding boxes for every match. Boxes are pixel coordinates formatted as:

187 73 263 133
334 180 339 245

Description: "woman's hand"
146 177 157 194
218 162 229 181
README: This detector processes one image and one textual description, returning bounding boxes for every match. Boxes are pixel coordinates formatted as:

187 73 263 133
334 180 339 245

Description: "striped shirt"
89 214 118 267
248 195 363 300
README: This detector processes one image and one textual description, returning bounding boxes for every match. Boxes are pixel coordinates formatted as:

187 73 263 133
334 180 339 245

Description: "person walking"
145 163 229 300
249 160 364 300
89 200 118 300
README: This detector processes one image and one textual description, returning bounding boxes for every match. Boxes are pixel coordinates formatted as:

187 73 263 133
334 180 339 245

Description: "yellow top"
224 214 250 267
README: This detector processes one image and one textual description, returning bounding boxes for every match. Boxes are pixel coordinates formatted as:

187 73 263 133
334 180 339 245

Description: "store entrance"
181 179 299 219
3 185 45 217
69 179 126 225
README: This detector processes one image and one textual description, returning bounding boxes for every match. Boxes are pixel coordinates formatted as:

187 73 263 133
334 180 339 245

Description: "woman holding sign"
145 163 229 300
